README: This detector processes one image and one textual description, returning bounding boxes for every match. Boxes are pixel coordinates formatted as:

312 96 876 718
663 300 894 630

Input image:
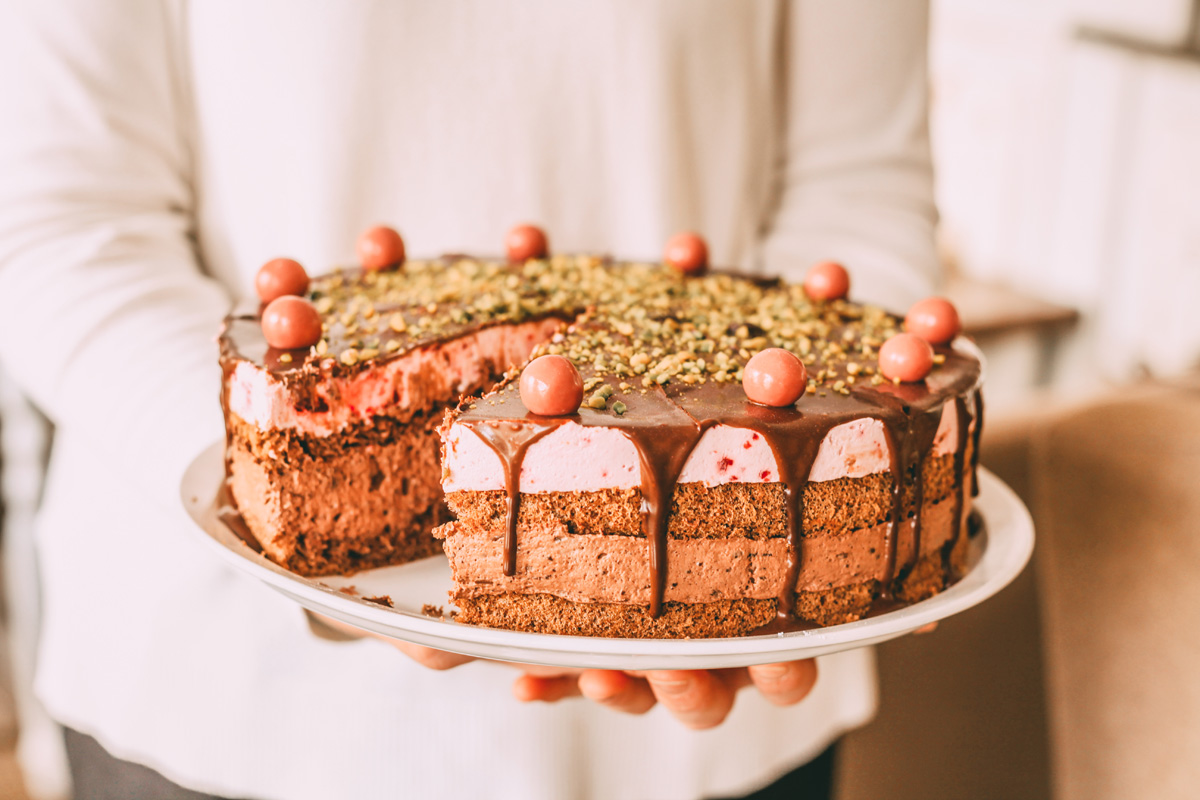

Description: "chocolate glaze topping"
970 391 985 498
947 394 973 584
466 420 560 576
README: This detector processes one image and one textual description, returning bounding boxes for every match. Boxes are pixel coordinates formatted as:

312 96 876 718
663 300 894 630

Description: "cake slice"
219 255 583 574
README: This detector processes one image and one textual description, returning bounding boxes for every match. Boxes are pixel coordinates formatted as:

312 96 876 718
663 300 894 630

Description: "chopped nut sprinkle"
274 254 918 389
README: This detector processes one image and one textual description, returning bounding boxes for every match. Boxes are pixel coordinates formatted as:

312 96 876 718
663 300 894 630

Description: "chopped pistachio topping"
284 254 913 387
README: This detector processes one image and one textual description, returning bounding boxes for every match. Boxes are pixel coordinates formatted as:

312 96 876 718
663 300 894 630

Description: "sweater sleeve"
0 0 230 510
758 0 939 308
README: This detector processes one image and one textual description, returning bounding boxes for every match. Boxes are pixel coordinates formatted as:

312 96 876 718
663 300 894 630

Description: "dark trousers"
65 727 837 800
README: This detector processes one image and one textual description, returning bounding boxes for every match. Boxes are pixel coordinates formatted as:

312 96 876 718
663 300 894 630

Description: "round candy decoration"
743 348 808 407
254 258 310 304
663 232 709 276
878 333 934 383
519 355 584 416
261 296 323 350
804 261 850 302
506 224 549 262
356 225 406 271
905 297 961 345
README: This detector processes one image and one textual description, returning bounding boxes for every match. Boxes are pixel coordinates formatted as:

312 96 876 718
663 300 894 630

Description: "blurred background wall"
837 2 1200 799
933 0 1200 406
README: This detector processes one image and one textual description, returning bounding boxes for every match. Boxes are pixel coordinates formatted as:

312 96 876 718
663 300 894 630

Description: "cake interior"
223 318 563 576
226 410 449 574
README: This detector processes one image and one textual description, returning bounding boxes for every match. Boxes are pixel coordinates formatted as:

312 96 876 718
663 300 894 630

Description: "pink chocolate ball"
356 225 406 271
905 297 961 345
663 232 709 276
261 296 323 350
743 348 808 407
506 224 549 261
254 258 309 304
804 261 850 301
519 355 583 416
879 333 934 382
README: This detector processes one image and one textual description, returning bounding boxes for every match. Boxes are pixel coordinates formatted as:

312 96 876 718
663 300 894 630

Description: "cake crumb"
364 595 394 608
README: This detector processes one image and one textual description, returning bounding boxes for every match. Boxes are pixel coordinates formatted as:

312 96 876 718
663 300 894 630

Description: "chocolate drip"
905 408 944 576
463 420 562 576
879 422 905 596
676 389 880 628
618 423 702 617
718 406 855 623
945 395 973 584
970 390 985 497
861 388 945 598
967 507 985 538
766 432 820 624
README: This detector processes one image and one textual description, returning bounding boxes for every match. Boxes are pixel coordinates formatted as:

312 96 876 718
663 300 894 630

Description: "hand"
311 613 478 669
315 612 817 729
311 613 582 674
512 661 818 730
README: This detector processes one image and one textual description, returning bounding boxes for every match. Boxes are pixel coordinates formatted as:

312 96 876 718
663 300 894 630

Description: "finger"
644 670 735 730
508 663 583 678
393 641 476 671
512 674 581 703
578 670 657 716
913 622 939 635
746 660 818 707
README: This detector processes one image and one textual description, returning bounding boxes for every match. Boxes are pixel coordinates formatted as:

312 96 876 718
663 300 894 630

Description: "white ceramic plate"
181 441 1033 669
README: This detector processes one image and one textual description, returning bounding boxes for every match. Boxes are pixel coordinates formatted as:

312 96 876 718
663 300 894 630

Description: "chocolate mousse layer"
226 412 446 574
453 543 959 638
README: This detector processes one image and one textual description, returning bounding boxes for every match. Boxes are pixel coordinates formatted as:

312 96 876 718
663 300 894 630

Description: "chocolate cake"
219 230 982 638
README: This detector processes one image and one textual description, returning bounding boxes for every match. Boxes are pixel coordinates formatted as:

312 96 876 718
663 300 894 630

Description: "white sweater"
0 2 936 798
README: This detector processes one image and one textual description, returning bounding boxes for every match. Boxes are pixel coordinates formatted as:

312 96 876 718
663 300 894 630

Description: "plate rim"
181 440 1034 669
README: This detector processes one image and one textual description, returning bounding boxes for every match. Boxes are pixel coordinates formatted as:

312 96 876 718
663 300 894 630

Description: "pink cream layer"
442 401 965 493
227 318 565 435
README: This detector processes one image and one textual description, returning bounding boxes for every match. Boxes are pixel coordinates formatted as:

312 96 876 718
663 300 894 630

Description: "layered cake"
219 226 982 637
